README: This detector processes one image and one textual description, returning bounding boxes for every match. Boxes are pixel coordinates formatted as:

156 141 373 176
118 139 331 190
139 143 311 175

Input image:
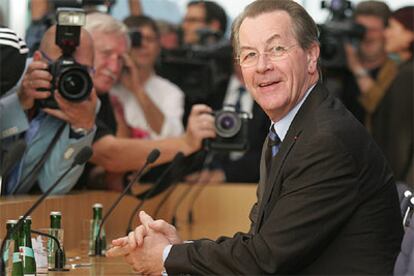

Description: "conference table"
0 183 257 275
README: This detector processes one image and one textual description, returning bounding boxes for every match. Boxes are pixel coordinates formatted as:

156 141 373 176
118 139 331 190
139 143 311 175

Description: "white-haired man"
77 13 215 189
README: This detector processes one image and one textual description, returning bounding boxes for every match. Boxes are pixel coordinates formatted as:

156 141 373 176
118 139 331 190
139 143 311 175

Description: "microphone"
186 152 217 224
153 183 179 218
170 151 214 227
125 152 185 234
31 229 67 271
152 151 207 220
0 139 26 195
0 146 92 274
93 149 160 256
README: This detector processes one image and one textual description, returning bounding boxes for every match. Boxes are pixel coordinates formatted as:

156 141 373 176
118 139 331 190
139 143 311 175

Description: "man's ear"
307 42 320 73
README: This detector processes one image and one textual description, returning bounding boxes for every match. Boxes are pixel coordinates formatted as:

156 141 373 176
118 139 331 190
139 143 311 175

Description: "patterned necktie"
265 125 281 174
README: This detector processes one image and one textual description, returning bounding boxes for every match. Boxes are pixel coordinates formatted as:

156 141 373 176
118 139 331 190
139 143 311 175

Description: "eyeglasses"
183 16 206 24
237 44 298 68
40 50 96 75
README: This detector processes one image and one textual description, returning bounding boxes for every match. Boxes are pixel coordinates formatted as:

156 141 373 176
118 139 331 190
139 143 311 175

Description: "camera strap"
11 122 66 194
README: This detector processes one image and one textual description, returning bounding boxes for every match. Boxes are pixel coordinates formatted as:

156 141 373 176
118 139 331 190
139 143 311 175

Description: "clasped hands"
106 211 182 275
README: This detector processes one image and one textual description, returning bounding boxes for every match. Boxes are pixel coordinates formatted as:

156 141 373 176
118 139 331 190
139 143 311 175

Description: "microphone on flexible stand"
125 152 185 235
0 139 26 195
0 146 93 274
31 229 67 271
154 183 179 218
93 149 160 256
187 176 210 224
153 151 208 219
170 151 214 227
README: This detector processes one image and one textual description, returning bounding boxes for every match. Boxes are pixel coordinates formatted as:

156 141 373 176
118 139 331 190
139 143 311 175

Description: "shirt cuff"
162 244 173 276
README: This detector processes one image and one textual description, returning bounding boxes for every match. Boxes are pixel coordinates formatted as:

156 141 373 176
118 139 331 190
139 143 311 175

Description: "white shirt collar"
271 83 316 141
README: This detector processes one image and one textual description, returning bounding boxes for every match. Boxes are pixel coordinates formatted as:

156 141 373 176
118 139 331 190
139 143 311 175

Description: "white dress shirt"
111 73 185 139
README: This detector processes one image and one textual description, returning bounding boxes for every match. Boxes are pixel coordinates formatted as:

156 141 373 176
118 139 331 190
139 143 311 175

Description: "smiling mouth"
258 81 279 88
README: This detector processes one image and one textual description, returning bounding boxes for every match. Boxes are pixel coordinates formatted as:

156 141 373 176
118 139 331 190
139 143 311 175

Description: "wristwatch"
70 127 92 139
354 68 369 78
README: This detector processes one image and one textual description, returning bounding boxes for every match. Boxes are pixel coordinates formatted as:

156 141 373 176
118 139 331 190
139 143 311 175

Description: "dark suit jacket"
165 83 403 275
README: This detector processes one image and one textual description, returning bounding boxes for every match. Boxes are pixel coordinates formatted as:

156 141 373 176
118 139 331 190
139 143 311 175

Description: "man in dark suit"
106 0 403 274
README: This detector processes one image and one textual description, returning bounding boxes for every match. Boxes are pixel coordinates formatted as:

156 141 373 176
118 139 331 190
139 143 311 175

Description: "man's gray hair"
232 0 319 56
85 12 130 47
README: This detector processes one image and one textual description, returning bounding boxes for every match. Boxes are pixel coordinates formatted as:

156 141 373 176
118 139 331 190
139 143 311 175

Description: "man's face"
92 31 128 94
182 4 206 45
238 11 319 122
43 29 94 70
385 18 414 54
355 15 386 61
130 25 160 70
41 30 94 84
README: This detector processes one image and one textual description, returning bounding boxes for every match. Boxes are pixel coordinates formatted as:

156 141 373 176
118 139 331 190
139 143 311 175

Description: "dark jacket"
165 83 403 275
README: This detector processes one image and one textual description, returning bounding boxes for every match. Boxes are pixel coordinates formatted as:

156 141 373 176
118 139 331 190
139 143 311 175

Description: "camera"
53 0 117 13
318 0 366 68
37 8 93 109
129 30 142 48
204 105 251 152
157 36 233 103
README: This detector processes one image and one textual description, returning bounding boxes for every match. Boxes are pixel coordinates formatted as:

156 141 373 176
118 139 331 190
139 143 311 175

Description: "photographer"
111 15 185 140
1 25 98 195
109 14 185 185
77 12 215 191
165 0 231 126
328 1 397 127
181 0 227 46
375 6 414 187
25 0 116 56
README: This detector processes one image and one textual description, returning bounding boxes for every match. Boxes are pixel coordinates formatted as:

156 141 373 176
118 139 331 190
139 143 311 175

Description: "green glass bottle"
10 220 23 276
88 203 106 255
4 220 16 268
48 211 65 269
19 216 36 276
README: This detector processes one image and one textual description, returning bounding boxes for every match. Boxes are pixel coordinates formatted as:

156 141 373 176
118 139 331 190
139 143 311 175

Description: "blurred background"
2 0 413 38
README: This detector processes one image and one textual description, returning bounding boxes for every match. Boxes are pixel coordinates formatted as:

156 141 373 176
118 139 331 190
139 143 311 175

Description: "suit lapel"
255 83 329 232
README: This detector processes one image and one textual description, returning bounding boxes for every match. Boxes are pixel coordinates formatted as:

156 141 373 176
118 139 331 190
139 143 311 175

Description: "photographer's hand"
344 43 375 94
121 53 165 134
121 53 143 94
344 43 365 76
18 51 52 110
184 104 215 152
43 88 97 131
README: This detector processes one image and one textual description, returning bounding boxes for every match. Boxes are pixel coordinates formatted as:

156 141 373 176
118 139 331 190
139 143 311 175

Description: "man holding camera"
106 0 402 274
111 15 185 140
76 12 215 190
181 0 227 46
342 1 397 128
1 23 97 195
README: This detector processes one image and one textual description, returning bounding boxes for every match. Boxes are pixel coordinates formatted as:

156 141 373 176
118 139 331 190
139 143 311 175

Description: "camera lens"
58 67 92 102
220 115 235 129
215 110 241 138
